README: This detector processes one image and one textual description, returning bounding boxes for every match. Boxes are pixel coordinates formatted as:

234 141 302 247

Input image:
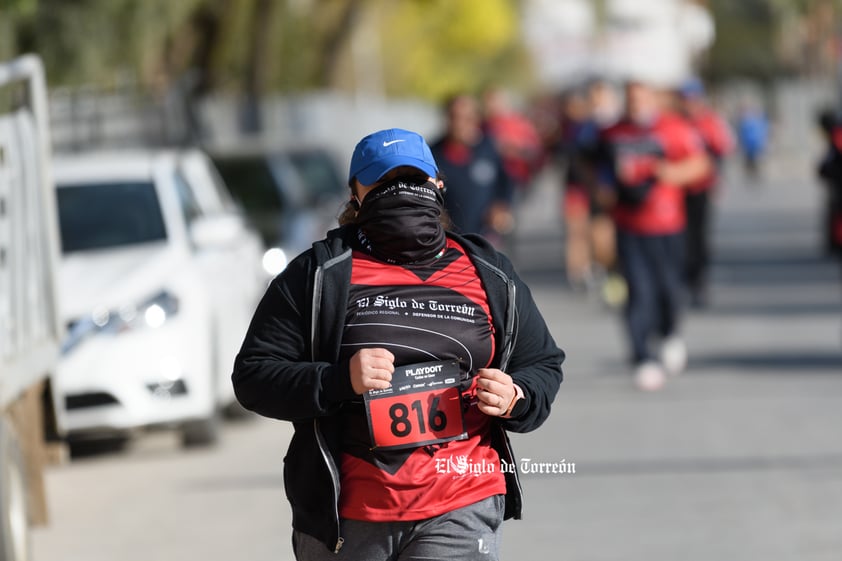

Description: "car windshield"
286 150 344 205
213 157 285 213
56 181 167 254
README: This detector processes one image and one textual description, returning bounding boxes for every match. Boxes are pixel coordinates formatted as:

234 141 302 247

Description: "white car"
53 149 265 446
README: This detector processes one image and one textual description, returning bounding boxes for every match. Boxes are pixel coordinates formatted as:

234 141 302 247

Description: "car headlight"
137 291 179 329
262 247 288 276
62 290 180 355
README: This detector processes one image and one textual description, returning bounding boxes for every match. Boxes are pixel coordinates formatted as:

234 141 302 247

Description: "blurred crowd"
432 76 765 391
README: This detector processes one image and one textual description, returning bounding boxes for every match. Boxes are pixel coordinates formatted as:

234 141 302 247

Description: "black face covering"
354 179 446 265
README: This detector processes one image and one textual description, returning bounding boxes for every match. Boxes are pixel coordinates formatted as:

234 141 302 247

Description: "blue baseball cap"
349 128 438 186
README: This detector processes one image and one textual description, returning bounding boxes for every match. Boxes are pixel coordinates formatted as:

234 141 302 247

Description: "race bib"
364 360 468 450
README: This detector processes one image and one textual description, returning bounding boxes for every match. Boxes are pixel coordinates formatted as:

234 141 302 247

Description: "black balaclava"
354 178 446 265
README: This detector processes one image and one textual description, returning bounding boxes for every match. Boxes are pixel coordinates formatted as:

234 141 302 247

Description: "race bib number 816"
364 360 467 450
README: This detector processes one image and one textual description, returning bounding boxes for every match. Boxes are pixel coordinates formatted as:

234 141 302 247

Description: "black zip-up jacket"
232 227 564 553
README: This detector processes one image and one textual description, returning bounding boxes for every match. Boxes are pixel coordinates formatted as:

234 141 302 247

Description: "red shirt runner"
602 112 706 235
338 237 507 521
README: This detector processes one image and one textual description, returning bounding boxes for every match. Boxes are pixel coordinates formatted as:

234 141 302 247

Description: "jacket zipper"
473 257 518 371
472 256 524 519
314 419 344 552
310 265 343 552
310 266 323 362
499 275 523 518
500 278 517 371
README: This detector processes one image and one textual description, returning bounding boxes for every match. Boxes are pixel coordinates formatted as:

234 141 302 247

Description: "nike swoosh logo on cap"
382 139 406 147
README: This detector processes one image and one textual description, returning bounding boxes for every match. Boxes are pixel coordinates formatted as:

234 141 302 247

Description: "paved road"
33 160 842 561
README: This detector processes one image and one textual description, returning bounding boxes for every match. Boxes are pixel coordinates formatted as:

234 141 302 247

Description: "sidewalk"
502 163 842 560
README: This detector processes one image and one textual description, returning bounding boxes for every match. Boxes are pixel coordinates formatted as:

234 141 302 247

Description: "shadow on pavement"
67 435 131 459
180 474 284 492
566 452 842 478
701 301 842 316
690 350 842 372
712 251 841 287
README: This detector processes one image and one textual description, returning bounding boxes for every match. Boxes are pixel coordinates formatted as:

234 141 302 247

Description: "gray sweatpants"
293 494 505 561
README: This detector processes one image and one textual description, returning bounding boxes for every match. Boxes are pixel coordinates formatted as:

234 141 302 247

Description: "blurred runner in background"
588 80 629 307
481 86 544 194
735 98 770 182
431 94 516 248
557 79 625 304
816 107 842 256
677 77 735 307
598 80 710 391
557 86 594 291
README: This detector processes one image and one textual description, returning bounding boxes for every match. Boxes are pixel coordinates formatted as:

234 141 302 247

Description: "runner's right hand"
349 348 395 394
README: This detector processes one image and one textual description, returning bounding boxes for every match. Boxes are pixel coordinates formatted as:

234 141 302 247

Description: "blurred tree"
316 0 365 88
11 0 838 102
1 0 529 102
8 0 205 87
377 0 527 99
0 0 38 61
706 0 842 82
246 0 528 100
706 0 781 82
773 0 841 76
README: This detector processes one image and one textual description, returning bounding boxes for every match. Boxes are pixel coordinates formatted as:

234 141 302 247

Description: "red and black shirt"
601 112 706 235
337 237 507 521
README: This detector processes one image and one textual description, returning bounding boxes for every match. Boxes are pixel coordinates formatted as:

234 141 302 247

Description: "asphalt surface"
32 159 842 561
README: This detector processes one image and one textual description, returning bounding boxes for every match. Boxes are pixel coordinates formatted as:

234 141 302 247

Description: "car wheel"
222 400 253 422
0 420 31 561
180 412 220 448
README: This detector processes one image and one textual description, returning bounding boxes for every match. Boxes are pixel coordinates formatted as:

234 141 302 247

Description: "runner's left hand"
476 368 517 417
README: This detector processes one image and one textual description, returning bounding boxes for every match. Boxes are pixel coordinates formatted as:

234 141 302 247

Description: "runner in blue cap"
233 128 565 560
